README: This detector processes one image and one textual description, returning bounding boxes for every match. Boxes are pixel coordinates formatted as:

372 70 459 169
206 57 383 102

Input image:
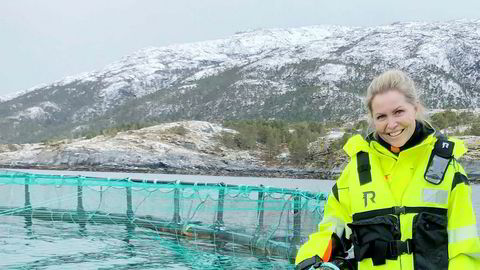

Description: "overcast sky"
1 0 479 97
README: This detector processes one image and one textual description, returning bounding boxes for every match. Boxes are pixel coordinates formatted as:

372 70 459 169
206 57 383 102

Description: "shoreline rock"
1 121 479 183
2 162 479 184
0 163 339 180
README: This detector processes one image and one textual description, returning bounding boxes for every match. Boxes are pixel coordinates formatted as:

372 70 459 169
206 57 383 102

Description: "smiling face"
371 89 418 147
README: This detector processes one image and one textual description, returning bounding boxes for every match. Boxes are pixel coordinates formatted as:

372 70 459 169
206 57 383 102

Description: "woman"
295 70 480 269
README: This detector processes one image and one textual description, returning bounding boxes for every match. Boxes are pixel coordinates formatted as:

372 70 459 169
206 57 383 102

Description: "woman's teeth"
389 130 403 137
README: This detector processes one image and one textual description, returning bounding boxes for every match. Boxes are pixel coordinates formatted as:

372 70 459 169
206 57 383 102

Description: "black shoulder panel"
357 151 372 185
332 183 339 201
433 139 454 158
452 172 469 191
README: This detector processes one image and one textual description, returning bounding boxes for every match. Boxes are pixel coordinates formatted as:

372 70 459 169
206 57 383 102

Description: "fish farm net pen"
0 170 328 268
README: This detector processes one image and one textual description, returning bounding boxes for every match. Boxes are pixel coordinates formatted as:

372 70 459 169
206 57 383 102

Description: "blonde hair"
365 69 426 128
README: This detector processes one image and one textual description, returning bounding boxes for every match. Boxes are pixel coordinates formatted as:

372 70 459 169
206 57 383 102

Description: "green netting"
0 170 327 268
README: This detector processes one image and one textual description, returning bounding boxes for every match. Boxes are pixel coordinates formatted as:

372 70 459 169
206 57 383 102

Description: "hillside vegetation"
2 110 480 180
68 109 480 169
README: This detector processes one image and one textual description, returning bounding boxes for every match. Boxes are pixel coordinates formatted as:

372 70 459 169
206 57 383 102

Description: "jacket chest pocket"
347 215 401 266
412 212 448 270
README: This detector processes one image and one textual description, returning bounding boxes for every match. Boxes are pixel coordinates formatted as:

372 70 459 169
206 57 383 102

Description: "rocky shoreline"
0 162 340 180
2 161 478 183
1 121 480 183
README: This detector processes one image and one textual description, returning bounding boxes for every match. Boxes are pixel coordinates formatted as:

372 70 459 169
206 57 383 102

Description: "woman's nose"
386 117 397 129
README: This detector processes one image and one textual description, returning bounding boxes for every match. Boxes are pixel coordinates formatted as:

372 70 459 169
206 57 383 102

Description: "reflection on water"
1 168 301 269
1 215 293 269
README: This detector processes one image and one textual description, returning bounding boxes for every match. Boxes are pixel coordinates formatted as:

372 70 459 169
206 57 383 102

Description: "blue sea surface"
1 170 317 269
0 215 294 269
2 169 480 269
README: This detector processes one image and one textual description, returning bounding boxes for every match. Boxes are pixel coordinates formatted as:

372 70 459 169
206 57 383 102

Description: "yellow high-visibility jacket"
296 131 480 269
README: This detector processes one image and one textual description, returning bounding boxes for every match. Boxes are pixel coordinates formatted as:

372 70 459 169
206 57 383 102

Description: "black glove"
316 261 342 270
296 256 354 270
296 255 323 270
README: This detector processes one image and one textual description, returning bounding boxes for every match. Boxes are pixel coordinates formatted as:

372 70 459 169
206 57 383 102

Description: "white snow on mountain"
1 19 479 145
2 20 478 108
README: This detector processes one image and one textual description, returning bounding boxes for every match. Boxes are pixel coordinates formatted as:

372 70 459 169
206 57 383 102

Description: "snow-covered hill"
1 20 479 143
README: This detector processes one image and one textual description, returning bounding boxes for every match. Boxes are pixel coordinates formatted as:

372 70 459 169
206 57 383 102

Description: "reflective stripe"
448 225 479 243
320 216 345 238
422 188 448 204
467 253 480 259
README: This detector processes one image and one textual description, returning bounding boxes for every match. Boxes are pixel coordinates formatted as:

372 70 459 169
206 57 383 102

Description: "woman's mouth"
388 129 404 137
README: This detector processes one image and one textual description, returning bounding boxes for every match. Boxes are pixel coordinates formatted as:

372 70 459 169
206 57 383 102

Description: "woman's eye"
376 115 385 120
395 110 404 115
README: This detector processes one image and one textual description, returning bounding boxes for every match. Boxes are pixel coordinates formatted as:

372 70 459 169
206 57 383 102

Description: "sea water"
1 169 479 269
